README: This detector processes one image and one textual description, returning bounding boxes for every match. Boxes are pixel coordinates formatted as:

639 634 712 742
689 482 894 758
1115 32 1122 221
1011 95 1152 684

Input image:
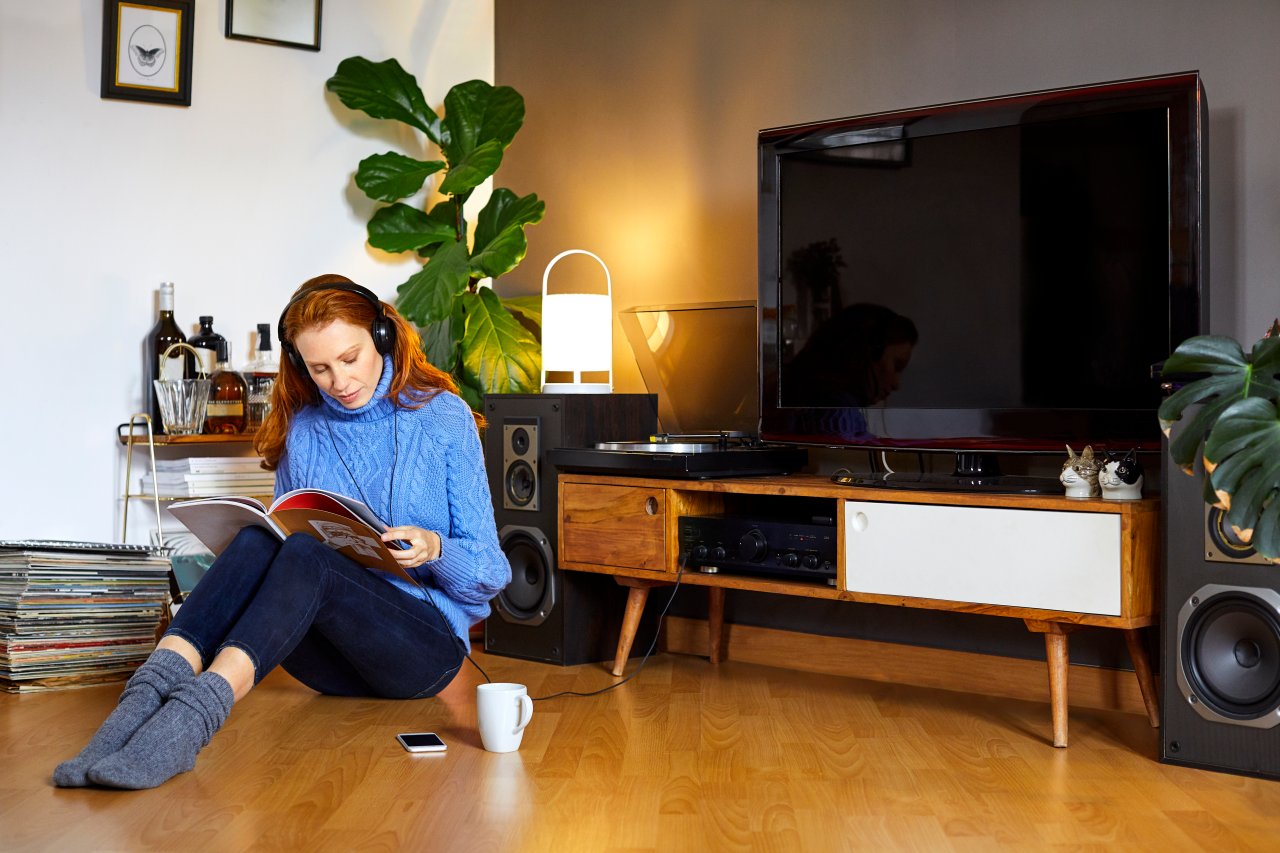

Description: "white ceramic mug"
477 682 534 753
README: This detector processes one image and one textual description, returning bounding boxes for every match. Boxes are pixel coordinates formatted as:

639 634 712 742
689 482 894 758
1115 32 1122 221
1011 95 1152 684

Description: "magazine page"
269 489 388 533
167 499 280 556
268 508 414 584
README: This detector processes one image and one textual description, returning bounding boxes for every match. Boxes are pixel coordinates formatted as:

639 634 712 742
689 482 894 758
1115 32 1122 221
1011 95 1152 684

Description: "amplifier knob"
692 544 708 561
738 529 768 562
782 552 800 568
711 545 727 561
801 553 819 570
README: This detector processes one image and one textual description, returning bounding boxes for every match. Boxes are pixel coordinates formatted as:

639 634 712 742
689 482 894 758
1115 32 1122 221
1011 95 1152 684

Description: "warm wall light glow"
541 249 613 393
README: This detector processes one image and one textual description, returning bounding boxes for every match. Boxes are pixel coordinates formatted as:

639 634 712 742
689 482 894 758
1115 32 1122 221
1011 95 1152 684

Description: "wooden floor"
4 647 1280 851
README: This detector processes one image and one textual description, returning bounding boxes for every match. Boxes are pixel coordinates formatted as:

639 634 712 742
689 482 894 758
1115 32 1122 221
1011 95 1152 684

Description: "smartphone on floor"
396 732 447 753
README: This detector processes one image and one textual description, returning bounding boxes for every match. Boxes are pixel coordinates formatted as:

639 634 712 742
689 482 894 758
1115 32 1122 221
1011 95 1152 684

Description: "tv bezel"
757 71 1208 454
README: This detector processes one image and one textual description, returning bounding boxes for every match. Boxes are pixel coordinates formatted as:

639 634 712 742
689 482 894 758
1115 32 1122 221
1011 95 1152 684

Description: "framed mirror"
225 0 322 51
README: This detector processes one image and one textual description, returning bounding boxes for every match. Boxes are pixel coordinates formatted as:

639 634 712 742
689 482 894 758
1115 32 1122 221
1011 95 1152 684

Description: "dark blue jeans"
165 527 463 699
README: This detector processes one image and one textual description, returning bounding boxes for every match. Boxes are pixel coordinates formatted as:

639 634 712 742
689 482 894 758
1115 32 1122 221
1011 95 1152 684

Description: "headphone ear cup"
371 317 395 355
282 340 305 373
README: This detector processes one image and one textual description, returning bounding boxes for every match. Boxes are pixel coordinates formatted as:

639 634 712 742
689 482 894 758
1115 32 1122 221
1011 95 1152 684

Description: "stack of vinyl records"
140 456 275 498
0 540 171 693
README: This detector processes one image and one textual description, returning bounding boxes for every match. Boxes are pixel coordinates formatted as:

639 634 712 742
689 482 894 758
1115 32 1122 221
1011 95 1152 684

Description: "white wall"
0 2 494 542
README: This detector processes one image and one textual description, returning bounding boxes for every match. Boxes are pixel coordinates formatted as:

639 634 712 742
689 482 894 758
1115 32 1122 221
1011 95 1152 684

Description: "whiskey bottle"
188 315 228 377
244 323 279 433
205 340 247 434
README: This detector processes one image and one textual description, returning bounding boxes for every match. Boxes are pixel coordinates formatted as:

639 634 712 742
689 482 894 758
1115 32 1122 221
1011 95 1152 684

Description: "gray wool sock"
86 671 235 790
53 648 195 787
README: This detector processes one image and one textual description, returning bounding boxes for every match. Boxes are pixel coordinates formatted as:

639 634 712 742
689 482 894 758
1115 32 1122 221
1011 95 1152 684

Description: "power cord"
530 565 685 702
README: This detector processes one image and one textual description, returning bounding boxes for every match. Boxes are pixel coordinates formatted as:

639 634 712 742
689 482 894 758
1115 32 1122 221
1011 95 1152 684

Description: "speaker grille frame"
1175 583 1280 729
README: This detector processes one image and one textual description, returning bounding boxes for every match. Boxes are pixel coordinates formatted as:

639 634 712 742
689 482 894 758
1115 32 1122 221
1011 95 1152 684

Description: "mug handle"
513 694 534 733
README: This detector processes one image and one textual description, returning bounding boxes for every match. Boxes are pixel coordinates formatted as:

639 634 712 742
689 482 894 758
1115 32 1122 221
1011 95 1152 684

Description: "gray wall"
493 0 1280 667
495 0 1280 397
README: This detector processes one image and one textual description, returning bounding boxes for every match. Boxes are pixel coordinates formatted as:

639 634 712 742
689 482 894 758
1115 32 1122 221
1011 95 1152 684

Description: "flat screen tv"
758 72 1207 487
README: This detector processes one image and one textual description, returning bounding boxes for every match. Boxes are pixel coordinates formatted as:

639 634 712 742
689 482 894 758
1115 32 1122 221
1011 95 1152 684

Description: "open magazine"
167 488 414 585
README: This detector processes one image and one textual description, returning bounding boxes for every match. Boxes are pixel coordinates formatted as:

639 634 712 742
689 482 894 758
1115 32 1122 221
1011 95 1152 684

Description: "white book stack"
141 456 276 498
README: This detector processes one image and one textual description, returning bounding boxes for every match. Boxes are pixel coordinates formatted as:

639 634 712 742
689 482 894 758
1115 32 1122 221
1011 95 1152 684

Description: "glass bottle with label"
244 323 279 433
143 282 189 433
188 316 228 378
205 340 247 434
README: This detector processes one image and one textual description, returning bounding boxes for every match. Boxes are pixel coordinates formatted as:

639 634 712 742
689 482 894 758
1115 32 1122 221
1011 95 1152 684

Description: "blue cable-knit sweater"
274 355 509 651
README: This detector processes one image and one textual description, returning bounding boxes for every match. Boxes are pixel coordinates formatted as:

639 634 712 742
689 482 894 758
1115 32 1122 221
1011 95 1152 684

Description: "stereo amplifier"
677 514 837 583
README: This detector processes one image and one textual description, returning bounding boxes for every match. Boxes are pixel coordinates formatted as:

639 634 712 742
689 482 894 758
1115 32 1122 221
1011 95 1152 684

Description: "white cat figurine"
1099 450 1144 501
1060 445 1101 498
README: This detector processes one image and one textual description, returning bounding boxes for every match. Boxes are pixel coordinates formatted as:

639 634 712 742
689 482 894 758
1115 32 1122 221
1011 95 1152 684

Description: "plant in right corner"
325 57 546 410
1158 319 1280 560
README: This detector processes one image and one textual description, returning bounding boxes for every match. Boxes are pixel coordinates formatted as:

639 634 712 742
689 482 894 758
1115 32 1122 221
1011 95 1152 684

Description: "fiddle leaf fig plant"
326 56 545 410
1158 320 1280 560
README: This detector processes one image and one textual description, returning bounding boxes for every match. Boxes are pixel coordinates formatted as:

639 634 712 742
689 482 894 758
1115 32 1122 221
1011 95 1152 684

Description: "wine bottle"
143 282 188 433
244 323 279 433
205 340 247 434
188 315 228 377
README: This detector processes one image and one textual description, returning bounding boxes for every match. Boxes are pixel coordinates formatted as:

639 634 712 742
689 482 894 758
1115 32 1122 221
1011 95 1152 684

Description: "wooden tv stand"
556 472 1160 748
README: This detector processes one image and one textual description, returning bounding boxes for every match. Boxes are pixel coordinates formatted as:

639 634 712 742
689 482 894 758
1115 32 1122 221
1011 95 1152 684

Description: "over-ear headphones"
277 280 397 373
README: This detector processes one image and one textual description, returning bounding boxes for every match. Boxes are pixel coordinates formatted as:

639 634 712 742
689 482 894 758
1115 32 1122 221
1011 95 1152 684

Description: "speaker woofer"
493 525 555 626
1177 584 1280 728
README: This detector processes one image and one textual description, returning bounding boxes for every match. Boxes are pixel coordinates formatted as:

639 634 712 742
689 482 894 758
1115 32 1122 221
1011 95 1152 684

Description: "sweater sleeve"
415 394 510 607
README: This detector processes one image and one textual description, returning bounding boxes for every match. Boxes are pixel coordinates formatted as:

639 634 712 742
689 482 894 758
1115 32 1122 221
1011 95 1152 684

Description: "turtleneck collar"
318 354 396 422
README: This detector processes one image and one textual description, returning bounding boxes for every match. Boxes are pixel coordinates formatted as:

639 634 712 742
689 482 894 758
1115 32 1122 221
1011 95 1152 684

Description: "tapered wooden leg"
612 586 650 676
1025 620 1078 748
1124 628 1161 728
707 587 726 664
611 579 670 676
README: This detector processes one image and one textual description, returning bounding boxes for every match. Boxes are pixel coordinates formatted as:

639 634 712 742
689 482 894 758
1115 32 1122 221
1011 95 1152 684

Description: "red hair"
255 274 481 469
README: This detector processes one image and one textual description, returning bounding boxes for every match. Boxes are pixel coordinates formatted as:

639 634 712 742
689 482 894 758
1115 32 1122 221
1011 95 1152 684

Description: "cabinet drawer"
560 483 666 570
844 500 1122 615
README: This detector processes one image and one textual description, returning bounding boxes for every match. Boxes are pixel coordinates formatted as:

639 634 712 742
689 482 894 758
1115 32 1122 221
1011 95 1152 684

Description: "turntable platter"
595 440 721 453
596 431 753 454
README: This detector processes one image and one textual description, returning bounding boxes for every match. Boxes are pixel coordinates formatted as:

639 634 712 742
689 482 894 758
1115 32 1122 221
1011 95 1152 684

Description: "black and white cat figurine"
1099 450 1144 501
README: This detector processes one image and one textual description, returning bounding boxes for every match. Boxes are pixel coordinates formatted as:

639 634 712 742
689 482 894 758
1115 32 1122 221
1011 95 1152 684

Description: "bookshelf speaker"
482 393 658 665
1161 440 1280 780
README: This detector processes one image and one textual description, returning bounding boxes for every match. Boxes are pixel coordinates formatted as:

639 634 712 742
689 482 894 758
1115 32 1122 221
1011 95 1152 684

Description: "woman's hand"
381 526 441 570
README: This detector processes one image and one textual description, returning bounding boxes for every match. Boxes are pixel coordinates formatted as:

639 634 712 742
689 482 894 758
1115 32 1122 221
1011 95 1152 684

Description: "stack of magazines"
140 456 275 498
0 540 171 693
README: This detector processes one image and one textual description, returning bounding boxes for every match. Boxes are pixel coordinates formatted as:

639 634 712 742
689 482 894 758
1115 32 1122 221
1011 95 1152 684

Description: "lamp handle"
541 249 612 299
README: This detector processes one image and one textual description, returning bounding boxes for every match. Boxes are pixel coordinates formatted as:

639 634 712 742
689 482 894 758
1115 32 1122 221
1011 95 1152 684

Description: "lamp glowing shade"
540 250 613 394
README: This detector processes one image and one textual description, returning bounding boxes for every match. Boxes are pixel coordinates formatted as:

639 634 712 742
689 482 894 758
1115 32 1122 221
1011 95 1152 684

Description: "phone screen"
397 732 446 752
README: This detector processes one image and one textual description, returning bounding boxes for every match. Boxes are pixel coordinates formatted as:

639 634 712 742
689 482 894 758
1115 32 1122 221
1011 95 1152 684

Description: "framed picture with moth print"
101 0 195 106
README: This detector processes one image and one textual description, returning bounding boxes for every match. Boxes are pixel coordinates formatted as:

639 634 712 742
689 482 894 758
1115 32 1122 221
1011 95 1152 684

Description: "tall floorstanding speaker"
482 393 658 665
1161 439 1280 779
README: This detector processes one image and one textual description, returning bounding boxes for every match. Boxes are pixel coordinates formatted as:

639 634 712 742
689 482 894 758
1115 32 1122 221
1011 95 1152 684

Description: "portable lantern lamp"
540 249 613 394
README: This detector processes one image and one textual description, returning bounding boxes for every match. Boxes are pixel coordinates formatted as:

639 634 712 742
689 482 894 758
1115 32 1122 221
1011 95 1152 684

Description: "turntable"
547 431 807 479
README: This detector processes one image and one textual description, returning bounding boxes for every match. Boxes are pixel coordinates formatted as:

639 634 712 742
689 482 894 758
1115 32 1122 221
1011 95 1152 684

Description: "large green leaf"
437 140 504 196
459 288 540 394
326 57 441 143
415 200 464 260
473 190 545 255
395 239 470 325
440 80 524 164
1203 397 1280 559
419 298 465 373
368 203 456 254
1159 334 1280 473
355 152 445 203
502 295 542 331
470 190 545 279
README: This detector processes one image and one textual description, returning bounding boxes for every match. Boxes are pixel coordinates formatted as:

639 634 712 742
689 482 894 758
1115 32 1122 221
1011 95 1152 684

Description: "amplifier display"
678 514 837 583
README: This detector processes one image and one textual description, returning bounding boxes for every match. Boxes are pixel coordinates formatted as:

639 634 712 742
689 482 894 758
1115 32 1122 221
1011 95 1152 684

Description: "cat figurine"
1099 449 1144 500
1060 445 1101 498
